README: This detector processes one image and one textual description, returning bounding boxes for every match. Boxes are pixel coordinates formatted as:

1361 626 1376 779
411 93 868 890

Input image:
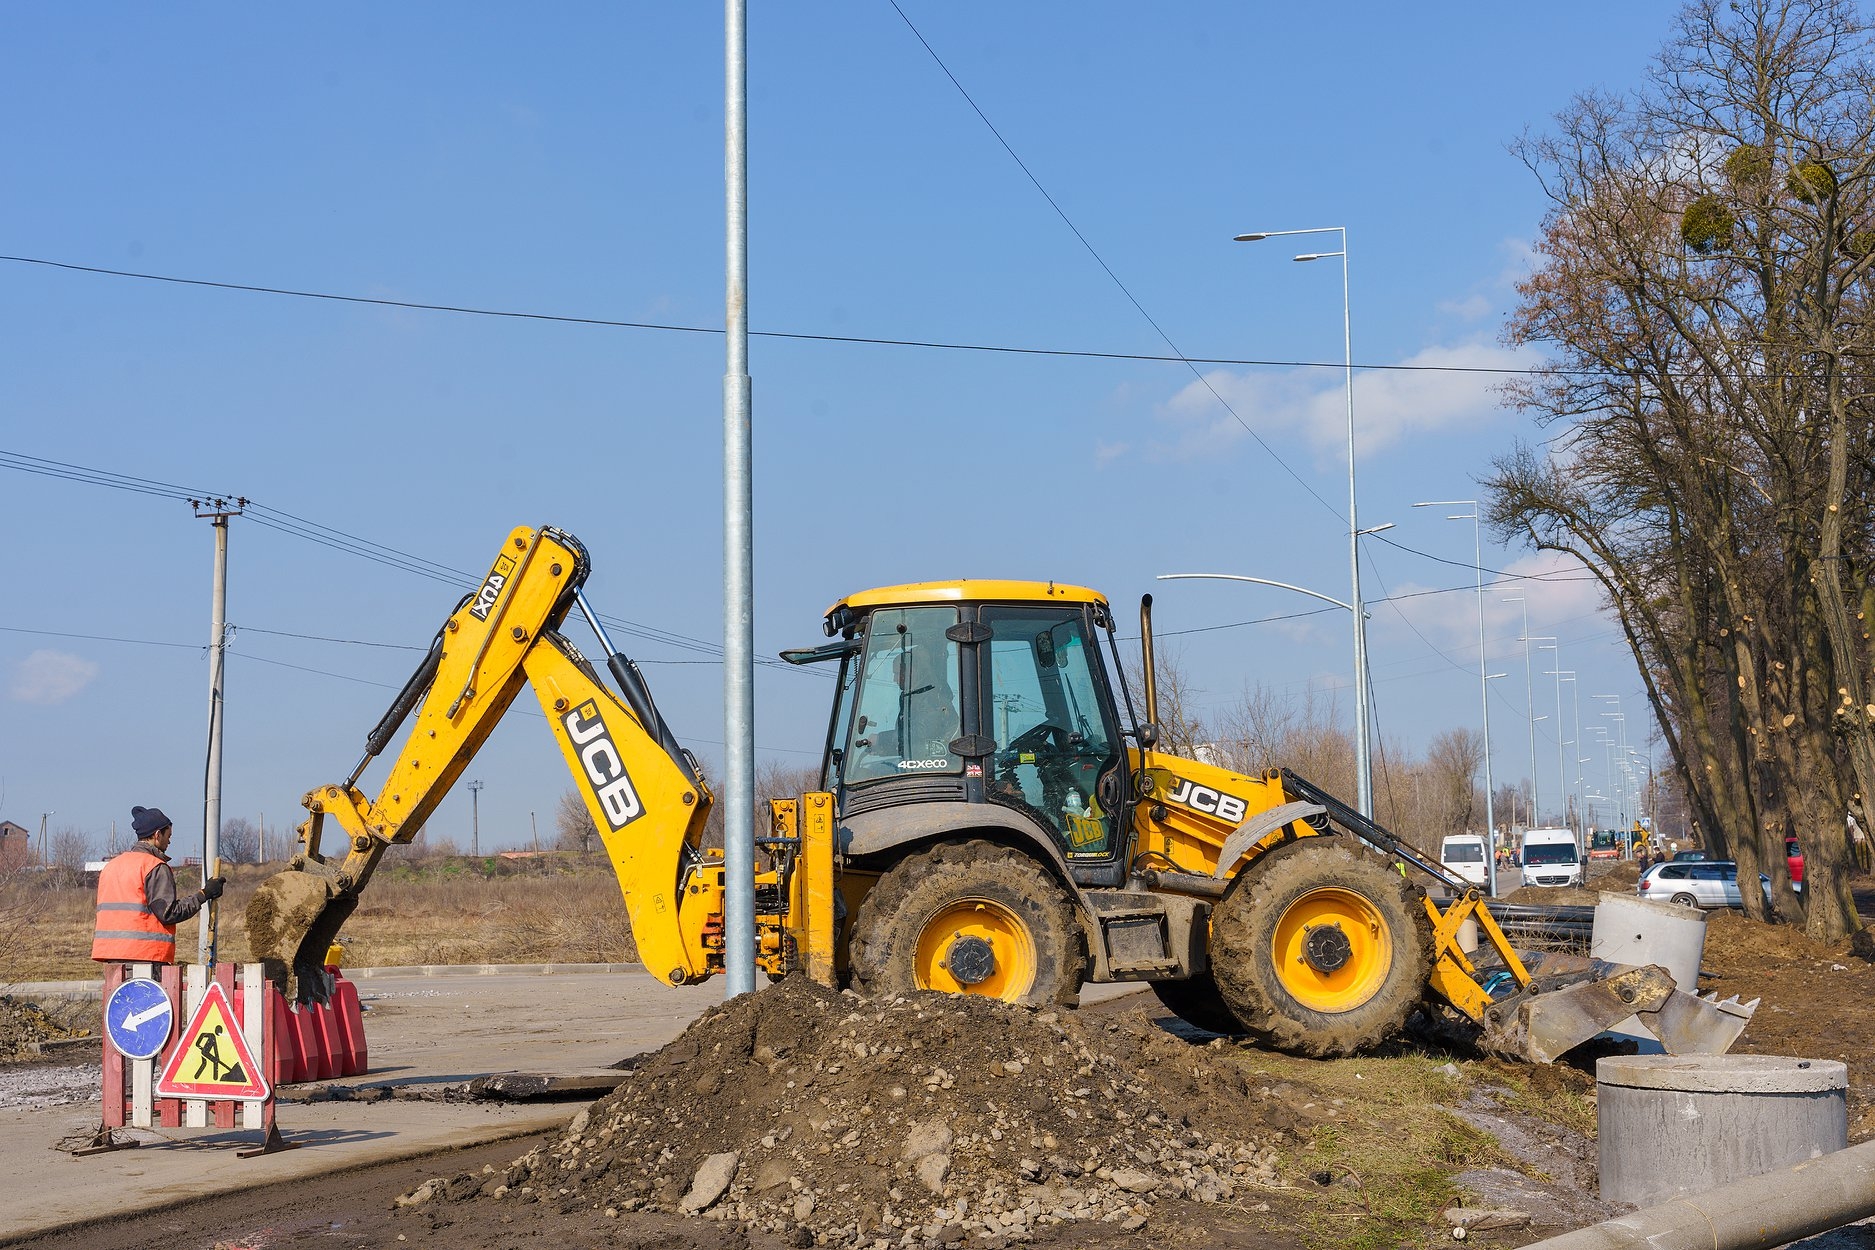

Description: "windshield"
841 606 963 783
1523 841 1579 865
1442 842 1485 863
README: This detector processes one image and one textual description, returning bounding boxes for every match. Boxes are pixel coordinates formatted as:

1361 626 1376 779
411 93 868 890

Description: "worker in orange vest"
91 806 226 964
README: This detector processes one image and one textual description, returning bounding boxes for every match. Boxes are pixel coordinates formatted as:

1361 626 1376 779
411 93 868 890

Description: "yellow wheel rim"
1270 886 1393 1013
914 898 1038 1000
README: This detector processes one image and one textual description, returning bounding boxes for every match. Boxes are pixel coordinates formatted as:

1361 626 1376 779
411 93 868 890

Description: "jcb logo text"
565 701 645 830
1165 777 1248 824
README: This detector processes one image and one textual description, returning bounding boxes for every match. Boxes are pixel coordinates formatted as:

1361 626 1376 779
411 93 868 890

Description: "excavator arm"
247 525 718 1001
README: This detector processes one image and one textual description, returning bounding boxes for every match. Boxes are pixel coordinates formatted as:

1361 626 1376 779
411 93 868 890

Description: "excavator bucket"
246 869 355 1005
1477 954 1759 1064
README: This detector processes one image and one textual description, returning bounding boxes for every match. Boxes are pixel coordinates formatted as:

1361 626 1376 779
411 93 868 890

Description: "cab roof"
826 579 1108 619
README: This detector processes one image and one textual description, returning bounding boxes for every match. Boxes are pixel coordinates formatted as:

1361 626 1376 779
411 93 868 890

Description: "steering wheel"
1006 721 1067 754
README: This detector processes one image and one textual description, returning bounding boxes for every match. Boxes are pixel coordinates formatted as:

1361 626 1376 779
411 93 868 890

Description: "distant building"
0 820 30 872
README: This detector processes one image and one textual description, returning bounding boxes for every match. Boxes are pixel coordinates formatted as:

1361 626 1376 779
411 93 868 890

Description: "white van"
1439 834 1490 888
1520 827 1583 888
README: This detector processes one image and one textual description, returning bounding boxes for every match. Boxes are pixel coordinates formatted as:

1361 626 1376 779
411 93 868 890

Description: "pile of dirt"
0 995 86 1063
404 978 1288 1248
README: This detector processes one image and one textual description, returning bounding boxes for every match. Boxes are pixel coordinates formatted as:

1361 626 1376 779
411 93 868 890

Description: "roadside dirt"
397 976 1298 1247
0 994 88 1062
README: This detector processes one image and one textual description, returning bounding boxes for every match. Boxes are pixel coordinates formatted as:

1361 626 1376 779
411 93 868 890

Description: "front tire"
1209 836 1431 1057
848 840 1084 1007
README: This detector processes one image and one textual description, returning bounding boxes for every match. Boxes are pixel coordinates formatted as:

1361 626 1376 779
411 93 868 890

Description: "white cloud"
1093 439 1131 468
1436 294 1492 321
9 650 100 705
1380 550 1608 663
1149 339 1539 467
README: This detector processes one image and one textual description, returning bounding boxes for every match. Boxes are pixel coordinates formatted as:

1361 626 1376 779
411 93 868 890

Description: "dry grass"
4 855 638 982
1223 1049 1522 1250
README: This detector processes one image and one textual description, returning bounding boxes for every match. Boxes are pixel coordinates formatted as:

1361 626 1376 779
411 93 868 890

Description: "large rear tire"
1210 836 1430 1057
1149 971 1244 1034
848 840 1084 1007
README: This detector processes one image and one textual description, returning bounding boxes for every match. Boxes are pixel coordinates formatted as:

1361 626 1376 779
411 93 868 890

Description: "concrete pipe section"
1598 1054 1848 1208
1519 1136 1875 1250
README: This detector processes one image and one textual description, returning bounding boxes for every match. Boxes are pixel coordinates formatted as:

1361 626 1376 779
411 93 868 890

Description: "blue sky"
2 4 1674 855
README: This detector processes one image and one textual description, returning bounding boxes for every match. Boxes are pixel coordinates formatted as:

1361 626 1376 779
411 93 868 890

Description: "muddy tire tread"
848 839 1084 1007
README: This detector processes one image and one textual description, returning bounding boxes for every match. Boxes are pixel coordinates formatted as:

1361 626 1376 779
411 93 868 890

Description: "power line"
885 2 1339 522
0 252 1575 377
0 623 199 650
0 448 809 674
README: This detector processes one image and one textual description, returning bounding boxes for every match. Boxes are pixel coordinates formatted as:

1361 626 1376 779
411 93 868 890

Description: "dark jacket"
125 841 206 926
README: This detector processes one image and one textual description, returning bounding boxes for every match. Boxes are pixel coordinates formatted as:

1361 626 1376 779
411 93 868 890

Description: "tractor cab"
784 581 1137 884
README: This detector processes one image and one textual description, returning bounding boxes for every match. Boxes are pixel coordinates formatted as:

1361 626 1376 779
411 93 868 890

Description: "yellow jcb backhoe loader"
250 524 1755 1063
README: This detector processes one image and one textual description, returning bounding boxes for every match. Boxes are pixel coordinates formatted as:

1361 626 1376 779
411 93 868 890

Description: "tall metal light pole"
1501 597 1539 822
1551 668 1584 842
468 779 483 858
722 0 756 998
1412 500 1497 893
192 495 243 964
1235 225 1373 817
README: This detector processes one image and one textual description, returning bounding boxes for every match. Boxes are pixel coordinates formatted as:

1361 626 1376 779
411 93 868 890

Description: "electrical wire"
0 448 812 674
0 252 1582 377
884 2 1343 521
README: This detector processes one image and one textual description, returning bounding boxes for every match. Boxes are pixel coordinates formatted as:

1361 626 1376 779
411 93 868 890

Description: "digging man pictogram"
191 1024 246 1084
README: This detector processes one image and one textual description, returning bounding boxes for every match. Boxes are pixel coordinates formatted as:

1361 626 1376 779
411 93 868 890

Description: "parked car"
1638 860 1783 909
1670 849 1709 862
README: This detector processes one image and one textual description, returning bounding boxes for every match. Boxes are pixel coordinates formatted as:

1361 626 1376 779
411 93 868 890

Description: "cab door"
980 605 1124 872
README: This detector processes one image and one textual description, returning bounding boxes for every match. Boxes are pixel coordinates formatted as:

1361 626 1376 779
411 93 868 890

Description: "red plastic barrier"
333 978 368 1076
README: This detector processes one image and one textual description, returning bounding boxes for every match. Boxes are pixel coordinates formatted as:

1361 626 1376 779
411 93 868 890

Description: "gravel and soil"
10 861 1875 1250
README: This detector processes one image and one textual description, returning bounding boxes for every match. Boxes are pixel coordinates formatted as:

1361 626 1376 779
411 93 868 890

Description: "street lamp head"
1233 232 1270 242
1294 251 1346 262
1357 522 1395 536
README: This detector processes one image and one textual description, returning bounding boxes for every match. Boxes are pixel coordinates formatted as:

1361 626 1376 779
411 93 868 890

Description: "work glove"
201 876 227 901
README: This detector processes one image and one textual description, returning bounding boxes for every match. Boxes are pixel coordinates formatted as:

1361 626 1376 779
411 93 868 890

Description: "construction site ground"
3 868 1872 1250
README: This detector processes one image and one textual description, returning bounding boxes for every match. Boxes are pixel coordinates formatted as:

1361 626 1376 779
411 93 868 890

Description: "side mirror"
1136 723 1160 748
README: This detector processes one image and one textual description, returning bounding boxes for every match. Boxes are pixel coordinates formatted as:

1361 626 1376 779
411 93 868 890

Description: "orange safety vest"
91 849 178 963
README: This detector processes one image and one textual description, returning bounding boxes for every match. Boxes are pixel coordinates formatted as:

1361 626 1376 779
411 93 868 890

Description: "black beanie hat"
131 806 172 839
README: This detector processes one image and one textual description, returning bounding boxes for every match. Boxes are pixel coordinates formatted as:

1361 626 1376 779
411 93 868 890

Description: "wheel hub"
945 934 997 986
1301 922 1353 974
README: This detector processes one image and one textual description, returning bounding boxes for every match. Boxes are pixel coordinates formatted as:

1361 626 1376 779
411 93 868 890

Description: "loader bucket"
245 869 355 1005
1478 954 1759 1064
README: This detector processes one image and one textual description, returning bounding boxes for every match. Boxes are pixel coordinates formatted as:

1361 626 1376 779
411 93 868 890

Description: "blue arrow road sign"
105 978 173 1061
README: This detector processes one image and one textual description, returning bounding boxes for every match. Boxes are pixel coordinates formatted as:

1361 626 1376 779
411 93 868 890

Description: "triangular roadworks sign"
155 980 269 1101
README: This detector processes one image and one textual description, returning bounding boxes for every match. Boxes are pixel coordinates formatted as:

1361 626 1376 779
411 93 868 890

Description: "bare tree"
219 817 261 864
1493 0 1875 937
1424 728 1485 835
554 789 598 853
48 826 90 874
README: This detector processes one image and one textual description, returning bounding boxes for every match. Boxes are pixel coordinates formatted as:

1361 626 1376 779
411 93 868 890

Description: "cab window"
842 607 962 782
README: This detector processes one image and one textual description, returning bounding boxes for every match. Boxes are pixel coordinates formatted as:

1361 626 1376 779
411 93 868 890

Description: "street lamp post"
1412 500 1498 894
1502 597 1540 822
1235 225 1372 818
1158 558 1388 820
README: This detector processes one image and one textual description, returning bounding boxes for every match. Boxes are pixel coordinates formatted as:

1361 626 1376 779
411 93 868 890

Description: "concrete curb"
9 962 646 999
